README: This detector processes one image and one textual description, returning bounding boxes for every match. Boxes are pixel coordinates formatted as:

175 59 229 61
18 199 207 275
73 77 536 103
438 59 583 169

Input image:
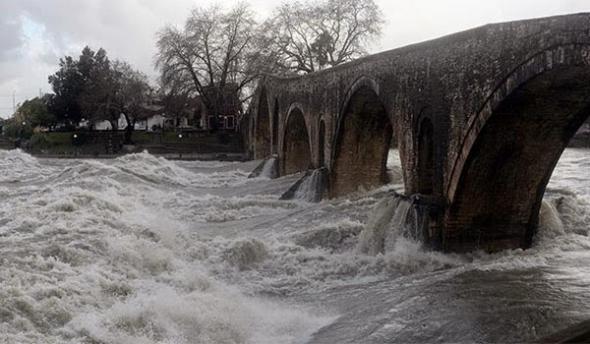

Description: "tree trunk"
123 114 134 145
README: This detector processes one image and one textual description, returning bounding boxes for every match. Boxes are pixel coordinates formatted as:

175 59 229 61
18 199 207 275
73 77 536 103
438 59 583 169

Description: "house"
88 113 166 132
81 85 242 132
135 114 167 131
198 84 241 131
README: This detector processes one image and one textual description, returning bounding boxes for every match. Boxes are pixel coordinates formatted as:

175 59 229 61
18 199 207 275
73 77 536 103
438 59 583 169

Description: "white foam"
0 149 588 343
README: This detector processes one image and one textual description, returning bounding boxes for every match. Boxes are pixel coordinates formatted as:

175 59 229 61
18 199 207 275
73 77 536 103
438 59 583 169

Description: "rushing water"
0 149 588 343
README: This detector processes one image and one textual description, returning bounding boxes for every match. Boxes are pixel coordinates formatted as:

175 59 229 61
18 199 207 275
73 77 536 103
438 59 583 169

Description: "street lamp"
178 134 184 159
18 121 27 143
72 133 79 157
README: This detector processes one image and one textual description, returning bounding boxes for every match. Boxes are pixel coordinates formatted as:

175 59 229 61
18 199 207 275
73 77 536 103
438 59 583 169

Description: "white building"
88 114 168 132
135 114 167 131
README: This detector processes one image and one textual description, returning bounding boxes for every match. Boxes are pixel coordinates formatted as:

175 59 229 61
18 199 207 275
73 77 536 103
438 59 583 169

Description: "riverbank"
1 130 247 161
29 151 249 161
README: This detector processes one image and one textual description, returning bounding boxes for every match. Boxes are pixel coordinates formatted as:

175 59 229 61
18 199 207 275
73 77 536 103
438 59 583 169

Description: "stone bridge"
245 13 590 253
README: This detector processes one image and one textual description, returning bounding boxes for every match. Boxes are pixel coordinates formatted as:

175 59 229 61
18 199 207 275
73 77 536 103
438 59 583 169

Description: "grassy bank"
14 130 245 157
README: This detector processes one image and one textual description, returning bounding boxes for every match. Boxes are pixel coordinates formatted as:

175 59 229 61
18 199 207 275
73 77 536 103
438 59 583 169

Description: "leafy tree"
16 95 57 129
48 55 84 125
77 47 119 129
262 0 384 73
48 46 152 140
3 118 33 140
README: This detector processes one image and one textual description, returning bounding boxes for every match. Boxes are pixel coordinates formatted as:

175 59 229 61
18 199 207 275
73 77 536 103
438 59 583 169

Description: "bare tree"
263 0 384 74
158 77 194 129
111 61 151 144
155 3 263 128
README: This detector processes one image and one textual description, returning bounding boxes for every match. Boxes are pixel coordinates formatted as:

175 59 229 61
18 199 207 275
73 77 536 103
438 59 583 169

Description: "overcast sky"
1 0 589 118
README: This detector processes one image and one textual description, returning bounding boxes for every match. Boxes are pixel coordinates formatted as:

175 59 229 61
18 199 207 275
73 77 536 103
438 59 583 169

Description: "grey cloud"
0 19 23 61
0 1 24 62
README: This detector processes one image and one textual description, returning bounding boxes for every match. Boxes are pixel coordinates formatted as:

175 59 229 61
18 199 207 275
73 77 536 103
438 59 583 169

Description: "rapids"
0 149 588 343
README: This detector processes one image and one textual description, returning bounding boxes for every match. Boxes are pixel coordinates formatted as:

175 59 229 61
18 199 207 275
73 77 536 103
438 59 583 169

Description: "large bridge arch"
254 89 271 159
329 82 395 198
282 105 312 175
444 47 590 252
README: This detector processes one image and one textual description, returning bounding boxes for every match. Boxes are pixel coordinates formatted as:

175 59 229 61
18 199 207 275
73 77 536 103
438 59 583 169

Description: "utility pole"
12 91 16 114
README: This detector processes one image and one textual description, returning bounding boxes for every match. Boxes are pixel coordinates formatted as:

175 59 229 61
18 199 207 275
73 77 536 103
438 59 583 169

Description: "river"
0 149 588 343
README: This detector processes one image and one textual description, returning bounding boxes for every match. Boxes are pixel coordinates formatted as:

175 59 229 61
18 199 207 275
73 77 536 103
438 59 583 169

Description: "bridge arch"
254 89 271 159
339 76 381 118
329 83 394 198
282 104 312 175
445 44 590 252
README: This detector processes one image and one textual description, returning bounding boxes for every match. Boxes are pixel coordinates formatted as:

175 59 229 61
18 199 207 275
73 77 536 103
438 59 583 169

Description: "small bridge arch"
254 88 271 159
282 104 313 175
329 80 394 198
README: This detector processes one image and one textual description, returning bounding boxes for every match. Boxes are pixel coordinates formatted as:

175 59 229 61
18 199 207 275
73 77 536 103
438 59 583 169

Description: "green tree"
17 96 57 129
77 47 119 129
48 46 152 138
3 118 33 140
48 55 84 126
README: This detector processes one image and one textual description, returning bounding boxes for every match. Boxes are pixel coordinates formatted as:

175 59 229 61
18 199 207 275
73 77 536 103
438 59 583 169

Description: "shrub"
29 133 51 150
3 121 33 140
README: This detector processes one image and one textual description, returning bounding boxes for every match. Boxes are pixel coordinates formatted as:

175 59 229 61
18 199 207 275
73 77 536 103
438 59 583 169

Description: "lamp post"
73 133 79 157
178 133 183 159
20 121 26 139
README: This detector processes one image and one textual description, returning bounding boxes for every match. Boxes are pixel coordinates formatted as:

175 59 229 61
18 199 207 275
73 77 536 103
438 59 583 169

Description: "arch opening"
330 86 396 198
445 66 590 252
254 90 271 159
272 99 279 154
318 120 326 168
282 108 312 175
417 118 435 195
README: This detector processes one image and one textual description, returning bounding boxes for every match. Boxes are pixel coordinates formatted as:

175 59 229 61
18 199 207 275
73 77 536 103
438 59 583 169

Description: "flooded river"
0 149 588 343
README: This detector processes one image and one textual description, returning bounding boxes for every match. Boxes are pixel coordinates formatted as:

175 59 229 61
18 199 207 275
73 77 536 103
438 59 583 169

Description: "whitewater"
0 149 588 343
